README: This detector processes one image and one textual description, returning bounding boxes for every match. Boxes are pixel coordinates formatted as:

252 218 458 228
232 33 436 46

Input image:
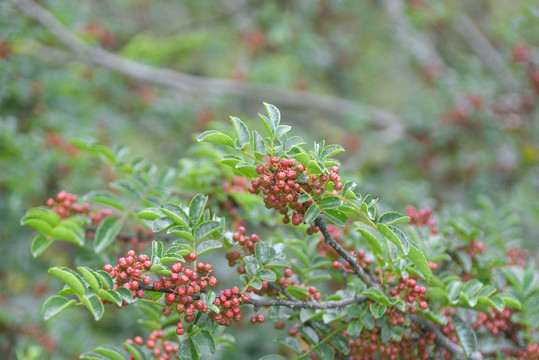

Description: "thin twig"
315 216 378 287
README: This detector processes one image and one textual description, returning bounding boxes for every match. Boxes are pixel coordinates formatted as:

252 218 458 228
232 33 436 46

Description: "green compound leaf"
193 330 217 356
197 130 235 147
93 345 125 360
82 294 105 321
42 295 77 320
275 336 301 355
193 220 222 242
378 211 410 225
230 116 251 149
499 293 522 310
160 202 189 226
315 342 335 360
78 266 103 292
48 267 87 297
262 102 281 134
357 228 382 255
330 333 350 355
407 245 431 280
196 240 222 256
51 225 84 246
189 194 208 227
256 269 277 282
94 217 122 253
31 235 54 258
304 203 321 224
452 315 478 358
137 207 164 221
21 206 60 227
287 286 309 300
299 326 319 344
21 218 53 235
97 289 123 307
83 190 125 211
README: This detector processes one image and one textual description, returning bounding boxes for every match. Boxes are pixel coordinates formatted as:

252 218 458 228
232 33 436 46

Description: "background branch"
12 0 405 144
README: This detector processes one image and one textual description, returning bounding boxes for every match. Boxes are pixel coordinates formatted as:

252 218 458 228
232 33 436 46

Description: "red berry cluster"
439 308 460 360
102 249 151 301
467 238 485 259
225 226 261 273
248 157 342 232
342 324 436 360
155 256 221 329
473 308 520 336
208 286 251 327
507 247 529 267
126 330 178 360
46 191 89 219
88 208 113 226
222 175 248 193
405 206 439 234
388 276 428 312
332 249 372 272
44 132 80 156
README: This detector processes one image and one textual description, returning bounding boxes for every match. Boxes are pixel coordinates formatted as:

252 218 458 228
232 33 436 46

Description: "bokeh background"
1 0 538 358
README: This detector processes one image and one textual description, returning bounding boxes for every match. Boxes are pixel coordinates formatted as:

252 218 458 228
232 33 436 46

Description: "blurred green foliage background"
1 0 538 358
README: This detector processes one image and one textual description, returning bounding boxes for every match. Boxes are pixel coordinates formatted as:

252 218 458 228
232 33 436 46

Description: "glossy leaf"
347 322 363 338
51 225 83 246
275 336 301 355
137 208 164 221
193 331 216 356
197 130 235 147
31 235 54 258
256 269 277 282
357 228 382 254
287 286 309 300
151 216 173 233
330 333 350 355
452 315 478 358
84 190 125 211
123 342 147 360
94 217 122 253
93 345 125 360
315 342 334 360
97 289 123 307
299 326 319 344
21 207 60 227
160 202 189 226
82 294 105 321
48 267 86 296
193 220 222 242
21 218 53 235
42 295 77 320
230 117 250 149
263 102 280 134
189 194 208 227
78 266 103 292
304 203 321 224
196 240 222 256
377 223 405 254
167 225 195 242
407 245 431 279
378 212 410 225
